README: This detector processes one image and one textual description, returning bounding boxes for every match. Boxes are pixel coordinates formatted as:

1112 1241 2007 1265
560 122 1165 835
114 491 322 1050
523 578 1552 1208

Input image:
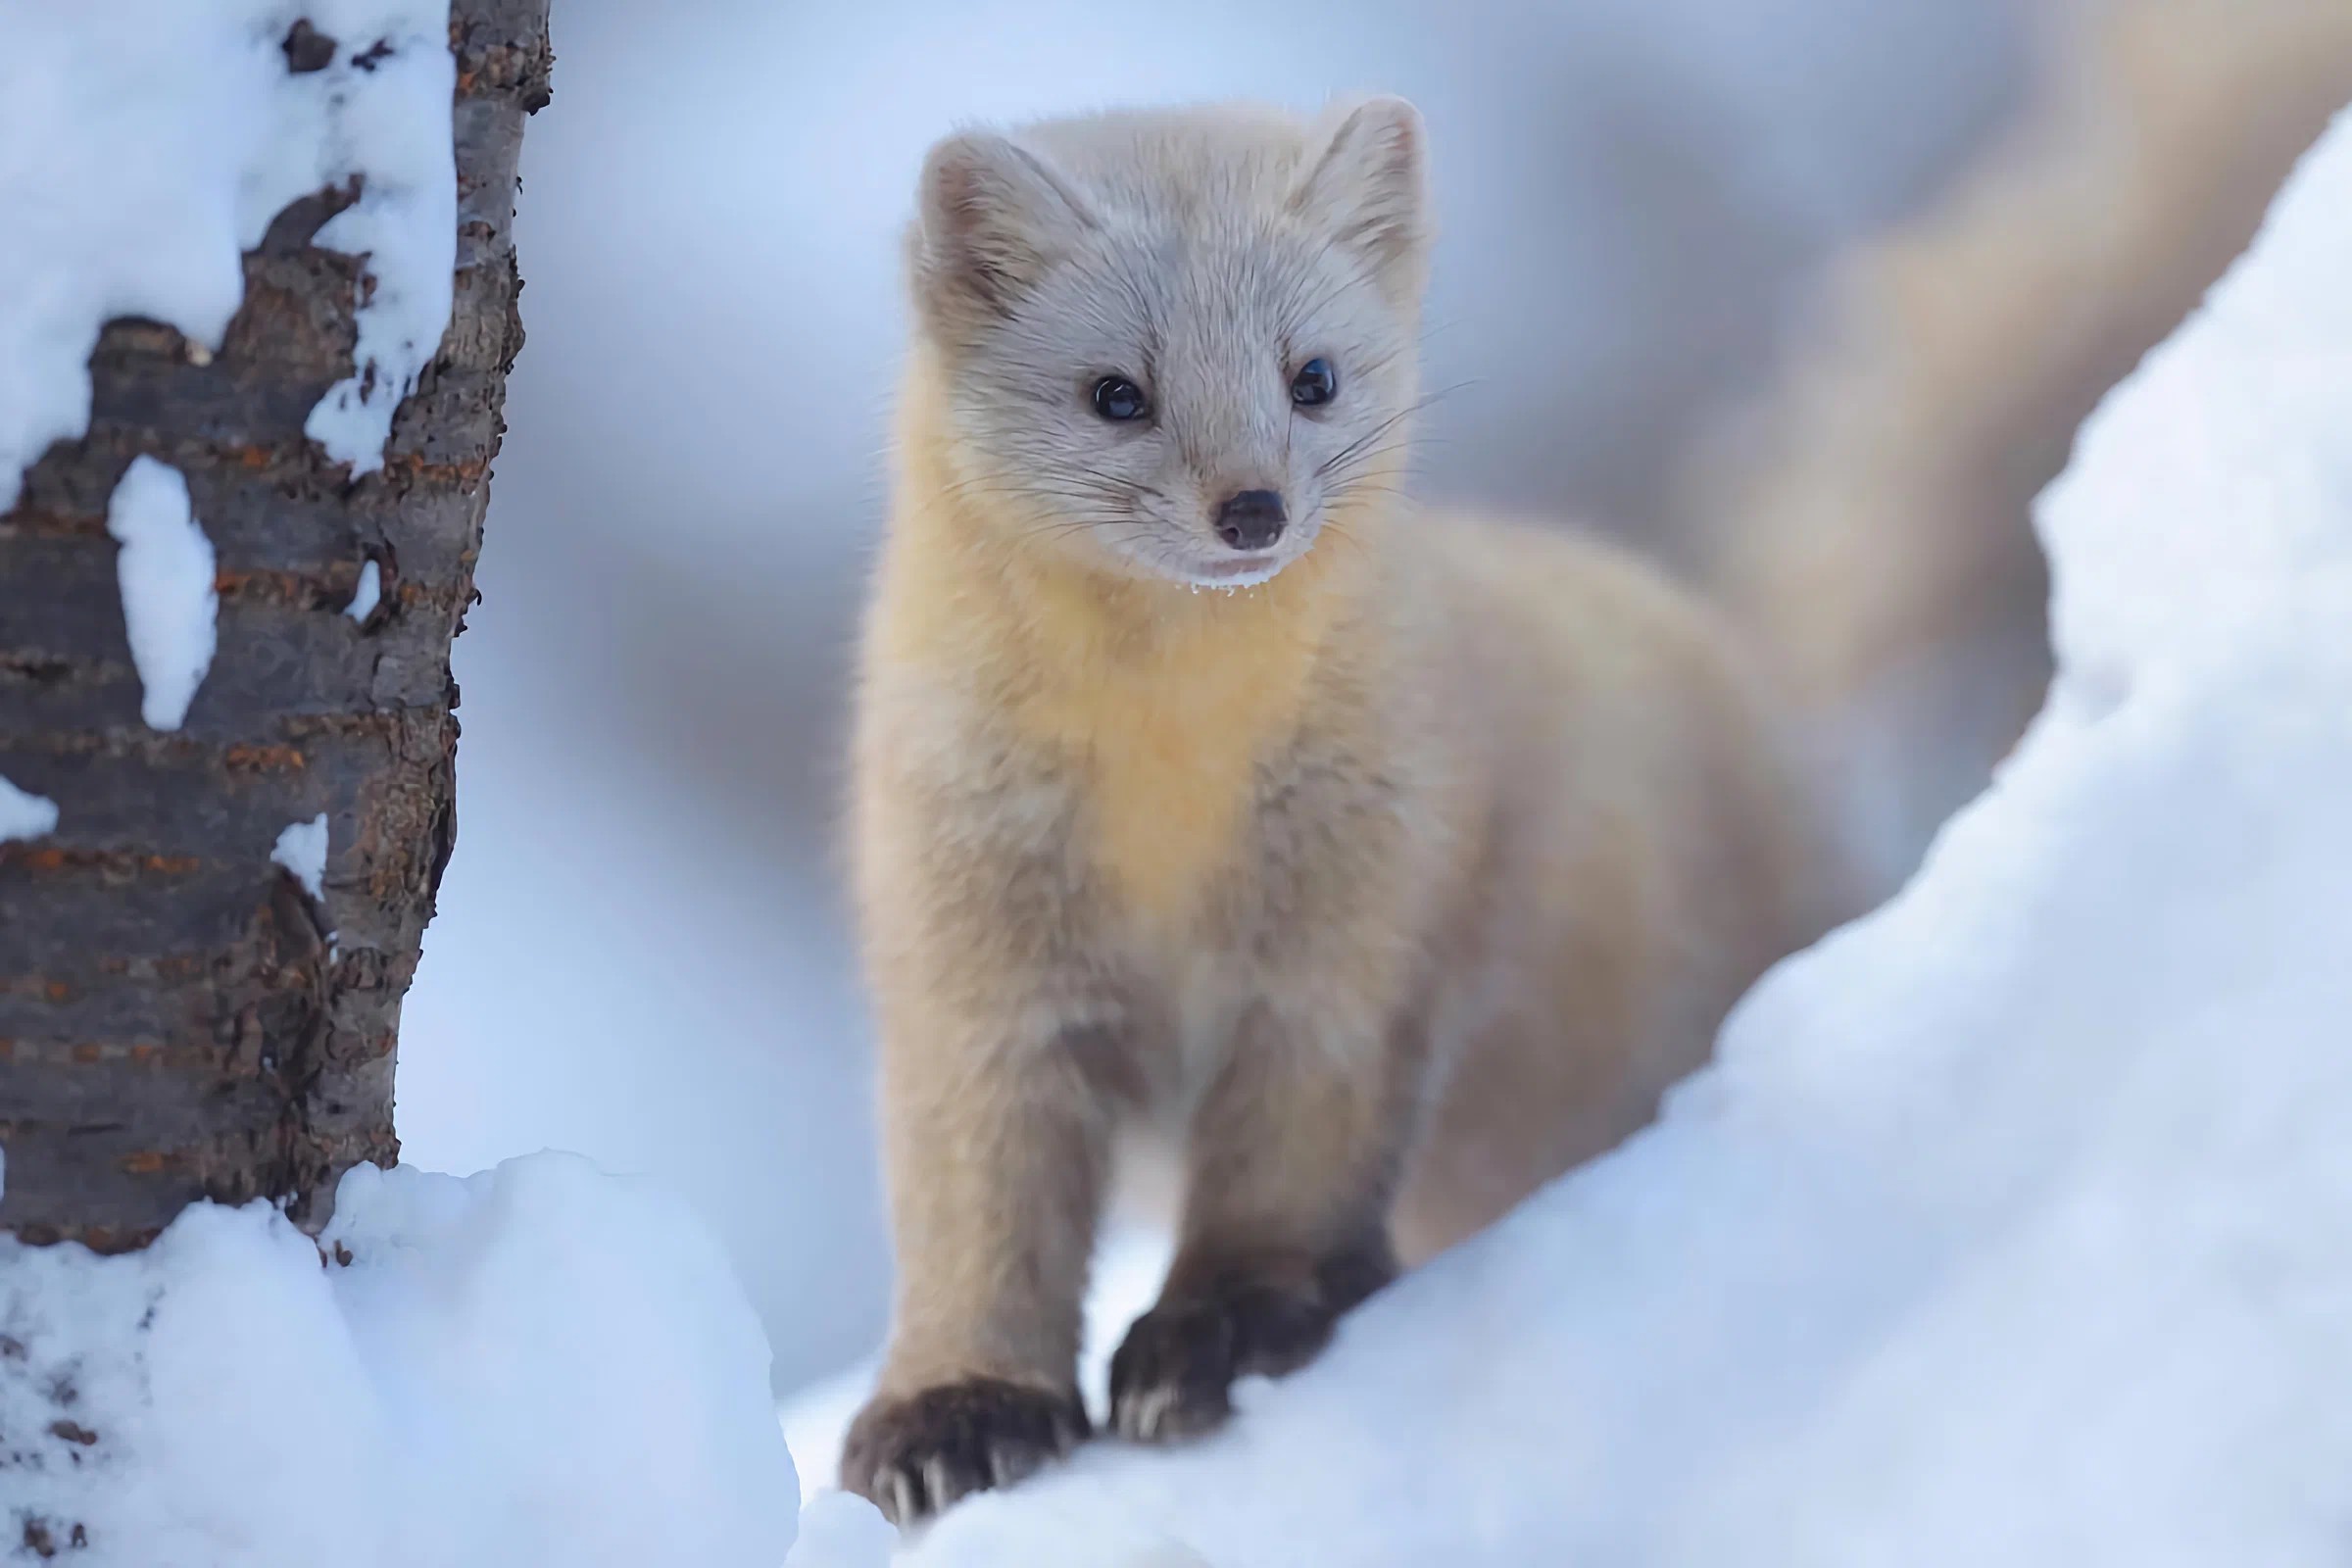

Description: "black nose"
1213 489 1287 551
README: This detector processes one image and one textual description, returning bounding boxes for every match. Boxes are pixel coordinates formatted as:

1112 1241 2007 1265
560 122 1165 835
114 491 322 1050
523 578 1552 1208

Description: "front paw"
840 1377 1089 1526
1107 1278 1342 1444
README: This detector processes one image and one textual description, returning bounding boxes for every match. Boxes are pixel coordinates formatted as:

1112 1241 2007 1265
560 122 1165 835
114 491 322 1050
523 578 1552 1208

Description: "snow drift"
878 102 2352 1567
0 1153 798 1566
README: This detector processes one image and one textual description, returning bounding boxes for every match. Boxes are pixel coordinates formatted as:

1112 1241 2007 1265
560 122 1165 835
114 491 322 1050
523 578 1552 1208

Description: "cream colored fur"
841 97 1835 1524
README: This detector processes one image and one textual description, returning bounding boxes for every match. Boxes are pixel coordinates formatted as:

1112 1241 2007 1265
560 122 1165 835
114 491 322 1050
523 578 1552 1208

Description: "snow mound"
0 1152 798 1566
0 1 457 508
102 457 218 732
896 106 2352 1567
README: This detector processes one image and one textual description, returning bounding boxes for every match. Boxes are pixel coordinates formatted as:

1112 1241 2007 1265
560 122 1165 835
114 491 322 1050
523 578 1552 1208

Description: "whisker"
1060 463 1163 500
936 476 1148 511
1313 384 1473 481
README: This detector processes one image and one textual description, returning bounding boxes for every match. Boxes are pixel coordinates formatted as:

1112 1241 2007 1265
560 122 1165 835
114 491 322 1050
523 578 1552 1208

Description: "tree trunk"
0 2 552 1250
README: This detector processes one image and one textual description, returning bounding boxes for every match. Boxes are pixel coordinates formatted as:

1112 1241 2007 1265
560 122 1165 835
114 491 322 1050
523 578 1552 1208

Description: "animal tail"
1680 0 2352 898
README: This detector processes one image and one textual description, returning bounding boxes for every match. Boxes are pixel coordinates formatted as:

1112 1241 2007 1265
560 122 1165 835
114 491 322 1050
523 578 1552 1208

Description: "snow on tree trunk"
0 1 552 1250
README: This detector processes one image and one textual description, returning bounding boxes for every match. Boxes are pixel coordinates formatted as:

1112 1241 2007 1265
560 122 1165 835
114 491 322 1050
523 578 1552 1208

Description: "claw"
841 1377 1091 1526
1108 1264 1376 1446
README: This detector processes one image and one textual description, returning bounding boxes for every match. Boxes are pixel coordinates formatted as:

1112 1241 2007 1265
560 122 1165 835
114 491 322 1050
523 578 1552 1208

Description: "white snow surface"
0 1152 799 1566
878 107 2352 1566
270 812 330 900
0 775 59 844
0 2 456 509
787 1493 898 1568
345 558 384 621
103 457 217 731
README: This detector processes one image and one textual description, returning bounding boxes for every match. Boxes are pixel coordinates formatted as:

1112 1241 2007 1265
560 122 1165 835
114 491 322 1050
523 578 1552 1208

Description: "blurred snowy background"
393 0 2049 1395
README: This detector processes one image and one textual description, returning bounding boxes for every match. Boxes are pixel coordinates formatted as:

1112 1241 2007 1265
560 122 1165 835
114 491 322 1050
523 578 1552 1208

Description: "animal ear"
1291 96 1429 293
912 130 1095 333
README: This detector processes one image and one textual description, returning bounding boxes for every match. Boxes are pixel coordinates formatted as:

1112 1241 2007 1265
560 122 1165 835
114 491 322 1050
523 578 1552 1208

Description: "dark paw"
1107 1277 1347 1443
840 1377 1089 1526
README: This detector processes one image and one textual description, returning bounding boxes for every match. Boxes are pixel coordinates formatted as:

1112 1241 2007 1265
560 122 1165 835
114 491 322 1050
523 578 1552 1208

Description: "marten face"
908 99 1430 589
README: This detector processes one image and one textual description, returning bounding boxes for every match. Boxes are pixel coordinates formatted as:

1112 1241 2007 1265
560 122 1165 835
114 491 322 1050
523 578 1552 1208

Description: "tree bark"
0 2 553 1251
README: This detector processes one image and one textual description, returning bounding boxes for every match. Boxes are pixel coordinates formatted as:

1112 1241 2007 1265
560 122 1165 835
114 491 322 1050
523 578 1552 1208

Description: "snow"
0 774 59 844
878 107 2352 1566
294 7 459 472
0 2 456 509
270 812 330 901
103 456 216 731
0 1152 798 1567
345 558 384 622
787 1493 898 1568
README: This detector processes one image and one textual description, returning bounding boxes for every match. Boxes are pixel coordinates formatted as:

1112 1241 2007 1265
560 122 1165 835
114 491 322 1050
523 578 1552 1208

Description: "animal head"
904 98 1430 588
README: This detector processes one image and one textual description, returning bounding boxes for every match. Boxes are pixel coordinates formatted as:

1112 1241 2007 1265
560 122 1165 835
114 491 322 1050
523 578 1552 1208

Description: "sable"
842 97 1844 1525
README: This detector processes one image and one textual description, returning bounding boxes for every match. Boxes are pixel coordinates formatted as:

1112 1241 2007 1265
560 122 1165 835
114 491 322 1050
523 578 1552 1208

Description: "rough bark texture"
0 2 553 1251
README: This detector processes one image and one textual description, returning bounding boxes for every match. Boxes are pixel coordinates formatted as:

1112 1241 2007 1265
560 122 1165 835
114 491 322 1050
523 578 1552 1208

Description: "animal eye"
1290 357 1338 408
1091 375 1150 422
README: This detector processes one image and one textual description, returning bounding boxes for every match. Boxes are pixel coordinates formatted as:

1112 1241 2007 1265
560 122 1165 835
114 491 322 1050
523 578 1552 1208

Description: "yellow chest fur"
875 518 1344 933
1013 611 1312 929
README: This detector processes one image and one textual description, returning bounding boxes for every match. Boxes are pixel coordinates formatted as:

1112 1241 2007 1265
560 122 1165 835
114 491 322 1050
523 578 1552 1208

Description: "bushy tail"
1682 0 2352 897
